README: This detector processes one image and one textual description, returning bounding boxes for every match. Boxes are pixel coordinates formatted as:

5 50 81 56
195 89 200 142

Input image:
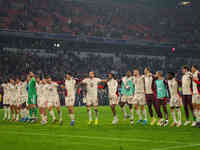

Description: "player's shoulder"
83 78 89 82
94 77 101 81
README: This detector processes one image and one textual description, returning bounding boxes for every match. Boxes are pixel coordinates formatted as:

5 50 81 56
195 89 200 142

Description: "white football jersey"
144 75 153 94
168 78 179 97
107 78 118 97
82 77 101 97
46 82 58 96
133 76 145 94
192 71 199 94
65 79 76 97
182 72 192 95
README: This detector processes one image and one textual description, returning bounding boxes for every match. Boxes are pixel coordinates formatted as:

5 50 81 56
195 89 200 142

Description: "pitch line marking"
152 143 200 150
0 131 187 145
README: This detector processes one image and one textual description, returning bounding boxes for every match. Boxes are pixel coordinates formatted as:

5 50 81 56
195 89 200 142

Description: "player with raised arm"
120 71 135 125
107 72 119 124
167 72 182 127
81 71 102 125
65 73 76 126
133 69 147 125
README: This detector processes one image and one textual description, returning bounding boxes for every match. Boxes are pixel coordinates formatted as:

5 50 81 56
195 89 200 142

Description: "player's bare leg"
119 102 128 120
176 107 182 127
3 106 8 120
141 105 147 125
196 104 200 127
48 106 56 123
192 103 197 126
68 106 75 126
10 105 16 121
135 104 142 124
56 106 63 125
15 106 20 121
170 107 177 127
111 104 118 124
94 105 99 125
7 105 11 121
32 104 38 122
40 107 48 125
129 104 134 125
87 105 93 125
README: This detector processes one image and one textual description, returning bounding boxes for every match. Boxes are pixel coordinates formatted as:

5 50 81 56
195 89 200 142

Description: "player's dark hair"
168 72 175 77
134 68 140 73
157 71 163 76
145 67 150 71
66 72 72 76
182 65 190 71
192 65 198 70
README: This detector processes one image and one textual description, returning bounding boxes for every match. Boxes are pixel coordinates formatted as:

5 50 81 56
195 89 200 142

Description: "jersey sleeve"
97 78 102 83
82 78 88 84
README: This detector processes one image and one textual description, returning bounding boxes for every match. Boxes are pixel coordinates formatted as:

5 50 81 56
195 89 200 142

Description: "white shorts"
121 95 134 104
170 96 181 107
16 98 22 106
10 97 17 105
133 93 146 105
192 94 200 104
38 97 48 108
109 95 118 105
47 95 60 107
3 95 9 105
65 96 75 106
86 96 98 106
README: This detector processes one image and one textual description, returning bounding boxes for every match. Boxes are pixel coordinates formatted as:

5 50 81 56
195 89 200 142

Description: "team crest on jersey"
90 83 94 87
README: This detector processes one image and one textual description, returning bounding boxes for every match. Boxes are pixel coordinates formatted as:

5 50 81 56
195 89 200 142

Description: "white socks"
172 110 177 123
20 109 25 118
70 114 75 121
130 108 134 120
143 109 147 121
50 110 56 120
88 109 92 121
177 109 182 122
95 109 98 120
3 107 8 119
8 107 11 120
136 109 142 120
122 106 127 118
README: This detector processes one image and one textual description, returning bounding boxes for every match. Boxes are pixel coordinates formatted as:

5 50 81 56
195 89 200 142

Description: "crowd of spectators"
0 46 200 106
0 47 199 82
0 0 199 47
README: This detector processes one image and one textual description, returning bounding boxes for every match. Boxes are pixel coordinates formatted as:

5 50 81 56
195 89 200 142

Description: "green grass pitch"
0 106 199 150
